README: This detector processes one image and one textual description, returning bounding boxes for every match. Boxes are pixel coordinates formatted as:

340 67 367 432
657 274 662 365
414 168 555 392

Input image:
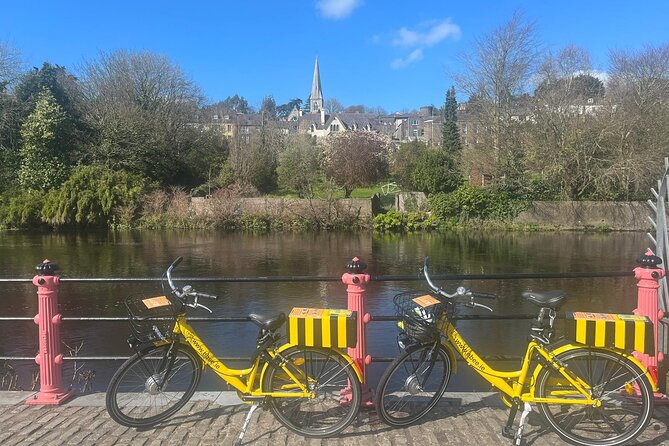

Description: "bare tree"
456 11 542 181
324 97 344 115
80 50 203 184
600 44 669 198
0 42 22 91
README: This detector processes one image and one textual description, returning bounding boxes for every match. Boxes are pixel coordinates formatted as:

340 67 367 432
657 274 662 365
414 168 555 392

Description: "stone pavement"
1 391 669 445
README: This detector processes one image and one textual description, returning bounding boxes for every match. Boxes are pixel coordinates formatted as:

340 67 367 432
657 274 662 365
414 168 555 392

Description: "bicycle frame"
440 317 657 406
171 314 362 398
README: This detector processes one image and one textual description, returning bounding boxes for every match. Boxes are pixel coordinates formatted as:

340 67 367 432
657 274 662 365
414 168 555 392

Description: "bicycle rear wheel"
375 342 452 427
536 347 653 446
106 343 202 427
263 346 361 437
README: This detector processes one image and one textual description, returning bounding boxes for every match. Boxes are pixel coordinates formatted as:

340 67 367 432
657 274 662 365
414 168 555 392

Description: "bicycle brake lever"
472 302 493 312
194 303 212 313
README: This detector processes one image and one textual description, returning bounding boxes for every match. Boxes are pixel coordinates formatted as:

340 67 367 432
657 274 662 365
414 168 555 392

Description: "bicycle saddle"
249 312 286 331
522 290 566 310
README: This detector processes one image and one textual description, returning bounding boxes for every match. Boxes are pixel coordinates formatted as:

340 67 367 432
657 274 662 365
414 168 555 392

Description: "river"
0 230 651 392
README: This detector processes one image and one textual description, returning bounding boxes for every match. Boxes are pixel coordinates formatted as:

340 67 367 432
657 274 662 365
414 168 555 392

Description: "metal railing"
0 269 637 365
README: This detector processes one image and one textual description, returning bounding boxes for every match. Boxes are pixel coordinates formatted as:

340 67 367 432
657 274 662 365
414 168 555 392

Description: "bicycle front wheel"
536 347 653 446
375 342 452 427
106 343 202 427
263 346 361 437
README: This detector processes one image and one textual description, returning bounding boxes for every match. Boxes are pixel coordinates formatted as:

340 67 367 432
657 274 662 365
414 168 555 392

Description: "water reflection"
0 230 648 391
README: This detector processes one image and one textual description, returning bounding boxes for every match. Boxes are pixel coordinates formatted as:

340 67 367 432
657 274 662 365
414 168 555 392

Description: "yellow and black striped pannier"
287 307 357 349
565 312 654 355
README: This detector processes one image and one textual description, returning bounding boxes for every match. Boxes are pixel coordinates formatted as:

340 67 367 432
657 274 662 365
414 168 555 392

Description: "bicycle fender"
258 343 363 390
439 341 458 374
531 343 658 394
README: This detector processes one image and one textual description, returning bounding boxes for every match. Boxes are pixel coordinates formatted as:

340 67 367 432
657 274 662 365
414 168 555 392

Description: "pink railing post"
26 260 73 405
342 257 374 406
633 251 665 391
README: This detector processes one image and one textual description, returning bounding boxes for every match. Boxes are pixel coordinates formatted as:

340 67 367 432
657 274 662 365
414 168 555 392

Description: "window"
226 125 232 132
412 129 418 137
330 124 340 131
411 119 419 125
587 98 594 104
213 114 219 121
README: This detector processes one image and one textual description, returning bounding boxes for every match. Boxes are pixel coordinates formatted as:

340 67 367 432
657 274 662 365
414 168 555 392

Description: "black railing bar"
0 315 545 322
0 271 640 284
0 355 523 362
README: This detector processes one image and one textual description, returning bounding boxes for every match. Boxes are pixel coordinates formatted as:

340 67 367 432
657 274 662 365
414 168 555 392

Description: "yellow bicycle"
106 257 362 443
375 257 655 446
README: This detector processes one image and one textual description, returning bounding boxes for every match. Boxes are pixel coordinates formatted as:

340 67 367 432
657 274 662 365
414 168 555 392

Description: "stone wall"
191 196 373 221
514 201 652 231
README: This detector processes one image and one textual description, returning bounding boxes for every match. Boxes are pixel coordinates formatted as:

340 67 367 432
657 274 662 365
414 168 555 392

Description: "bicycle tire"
536 347 653 446
263 346 361 437
375 342 452 427
106 343 202 427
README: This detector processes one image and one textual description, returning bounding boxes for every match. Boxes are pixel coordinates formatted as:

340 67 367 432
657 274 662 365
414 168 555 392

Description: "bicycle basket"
124 294 178 344
393 292 450 343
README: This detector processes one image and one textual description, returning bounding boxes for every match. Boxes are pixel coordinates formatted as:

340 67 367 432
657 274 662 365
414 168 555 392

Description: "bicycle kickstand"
234 402 261 446
513 403 532 446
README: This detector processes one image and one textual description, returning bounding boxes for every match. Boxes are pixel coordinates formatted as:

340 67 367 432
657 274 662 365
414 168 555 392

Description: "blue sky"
2 0 668 112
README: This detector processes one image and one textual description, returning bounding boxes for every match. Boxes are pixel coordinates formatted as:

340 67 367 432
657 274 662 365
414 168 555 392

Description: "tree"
221 94 250 113
18 89 71 191
81 50 203 185
0 42 22 92
277 98 302 119
324 97 344 115
15 63 82 119
260 95 277 120
456 11 542 180
411 149 462 195
229 122 286 193
441 86 461 153
390 140 428 190
277 135 322 197
322 131 391 197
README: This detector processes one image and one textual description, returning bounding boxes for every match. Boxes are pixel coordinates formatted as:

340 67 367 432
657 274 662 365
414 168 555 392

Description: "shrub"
42 165 150 226
429 184 527 223
373 209 437 232
0 190 46 227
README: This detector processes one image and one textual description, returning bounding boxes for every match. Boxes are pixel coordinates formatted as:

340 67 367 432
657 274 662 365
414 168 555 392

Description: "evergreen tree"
442 86 462 153
18 89 70 191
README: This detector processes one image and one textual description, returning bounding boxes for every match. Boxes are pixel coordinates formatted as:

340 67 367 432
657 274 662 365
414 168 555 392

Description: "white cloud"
392 19 461 47
316 0 362 19
391 48 424 69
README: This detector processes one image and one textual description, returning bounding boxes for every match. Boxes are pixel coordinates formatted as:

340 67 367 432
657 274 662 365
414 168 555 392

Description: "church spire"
310 57 323 113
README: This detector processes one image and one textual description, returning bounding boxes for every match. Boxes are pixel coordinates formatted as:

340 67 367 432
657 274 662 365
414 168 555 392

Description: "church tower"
309 57 323 113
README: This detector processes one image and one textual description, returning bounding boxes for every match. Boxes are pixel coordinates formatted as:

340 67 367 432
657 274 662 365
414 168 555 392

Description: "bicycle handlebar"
165 258 219 309
422 257 496 311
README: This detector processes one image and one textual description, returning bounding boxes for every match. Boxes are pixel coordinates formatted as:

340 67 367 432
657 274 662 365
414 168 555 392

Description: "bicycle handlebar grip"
196 292 218 300
472 292 497 300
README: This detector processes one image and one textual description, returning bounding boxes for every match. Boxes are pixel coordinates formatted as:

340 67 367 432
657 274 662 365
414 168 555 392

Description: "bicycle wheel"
106 343 202 427
376 342 452 427
536 347 653 446
263 346 361 437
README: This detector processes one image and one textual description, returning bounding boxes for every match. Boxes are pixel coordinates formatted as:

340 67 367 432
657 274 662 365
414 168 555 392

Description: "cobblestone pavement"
1 391 668 445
